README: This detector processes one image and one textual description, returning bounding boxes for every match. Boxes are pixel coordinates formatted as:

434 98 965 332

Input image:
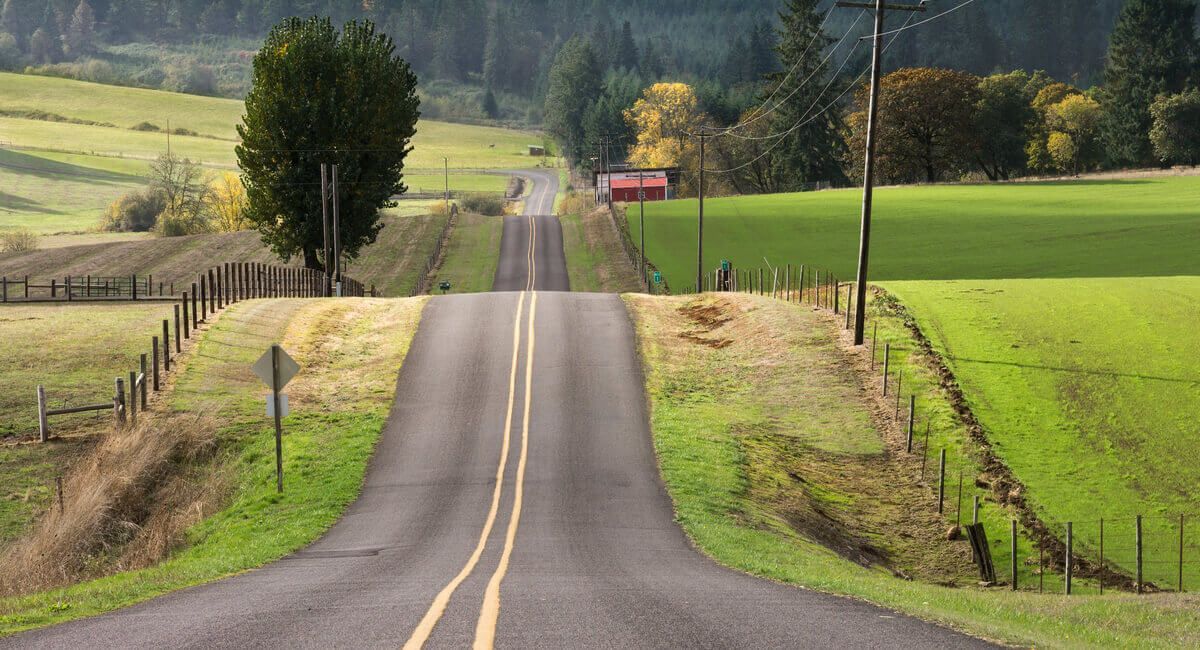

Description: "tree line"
548 0 1200 195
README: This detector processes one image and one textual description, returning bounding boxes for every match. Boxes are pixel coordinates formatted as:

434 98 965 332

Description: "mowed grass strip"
560 203 642 293
625 292 1200 648
431 212 502 294
633 177 1200 289
884 277 1200 591
0 296 425 634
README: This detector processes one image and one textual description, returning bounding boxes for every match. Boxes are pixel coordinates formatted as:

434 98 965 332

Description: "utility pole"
638 171 646 291
320 163 331 297
697 133 706 294
443 157 449 208
604 136 613 210
837 0 925 345
332 164 341 296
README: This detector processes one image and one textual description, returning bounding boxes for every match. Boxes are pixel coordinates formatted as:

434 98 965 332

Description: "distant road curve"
491 169 568 292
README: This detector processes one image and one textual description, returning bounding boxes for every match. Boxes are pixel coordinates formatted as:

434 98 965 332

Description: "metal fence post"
1011 519 1018 591
937 449 946 514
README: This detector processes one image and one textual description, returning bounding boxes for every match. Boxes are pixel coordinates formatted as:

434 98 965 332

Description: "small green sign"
721 259 731 272
653 271 662 284
438 281 451 293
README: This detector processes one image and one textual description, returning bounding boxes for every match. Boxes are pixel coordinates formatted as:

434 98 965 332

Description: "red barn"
610 176 668 202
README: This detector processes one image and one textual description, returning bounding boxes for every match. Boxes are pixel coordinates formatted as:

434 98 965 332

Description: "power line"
866 0 980 39
701 8 922 175
717 9 868 135
724 6 837 131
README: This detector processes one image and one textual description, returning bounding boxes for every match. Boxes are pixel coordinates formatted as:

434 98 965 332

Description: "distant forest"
1 0 1160 105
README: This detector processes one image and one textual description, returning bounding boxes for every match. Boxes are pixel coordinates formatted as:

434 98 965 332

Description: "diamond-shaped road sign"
252 345 300 392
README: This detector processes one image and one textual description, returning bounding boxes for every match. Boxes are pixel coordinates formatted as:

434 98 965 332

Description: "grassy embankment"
632 178 1200 288
0 296 425 634
559 197 642 293
0 72 538 239
430 213 503 294
626 293 1200 648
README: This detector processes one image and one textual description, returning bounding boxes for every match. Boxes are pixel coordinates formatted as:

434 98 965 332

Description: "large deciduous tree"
237 17 419 270
846 67 980 184
1100 0 1199 167
1149 88 1200 165
973 71 1037 181
624 82 704 169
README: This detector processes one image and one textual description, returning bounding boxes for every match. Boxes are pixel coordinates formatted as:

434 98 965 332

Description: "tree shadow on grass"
0 148 144 186
947 355 1200 386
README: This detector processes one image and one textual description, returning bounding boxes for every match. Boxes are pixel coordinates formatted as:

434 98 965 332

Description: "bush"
0 229 39 253
459 193 506 216
131 121 161 132
101 189 166 232
1150 89 1200 166
163 62 217 95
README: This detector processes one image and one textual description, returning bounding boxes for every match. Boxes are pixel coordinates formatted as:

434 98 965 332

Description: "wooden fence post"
128 371 137 425
163 320 171 371
115 377 125 426
37 385 48 442
183 291 191 339
190 284 198 331
174 305 181 353
130 273 137 300
139 354 148 408
152 337 160 391
200 275 207 322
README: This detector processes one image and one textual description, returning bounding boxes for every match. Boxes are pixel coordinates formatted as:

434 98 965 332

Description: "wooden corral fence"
3 262 374 303
30 261 374 439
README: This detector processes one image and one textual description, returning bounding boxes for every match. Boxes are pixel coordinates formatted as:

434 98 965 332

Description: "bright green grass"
633 178 1200 289
432 212 502 294
0 72 242 139
404 173 508 195
884 277 1200 591
626 293 1200 648
0 297 424 634
0 149 146 234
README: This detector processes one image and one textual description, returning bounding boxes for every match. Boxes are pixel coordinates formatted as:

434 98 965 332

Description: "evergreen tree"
65 0 95 56
544 35 603 164
617 20 637 71
481 87 499 118
768 0 847 189
1 0 41 48
1101 0 1199 167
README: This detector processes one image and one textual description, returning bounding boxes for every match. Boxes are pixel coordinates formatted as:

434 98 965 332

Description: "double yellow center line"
402 290 537 650
525 215 537 292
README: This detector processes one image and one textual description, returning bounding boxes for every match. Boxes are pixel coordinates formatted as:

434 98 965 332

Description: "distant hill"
0 0 1149 117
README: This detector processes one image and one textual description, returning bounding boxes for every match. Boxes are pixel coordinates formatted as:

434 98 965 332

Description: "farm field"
633 177 1200 289
883 277 1200 591
0 212 449 298
0 72 544 237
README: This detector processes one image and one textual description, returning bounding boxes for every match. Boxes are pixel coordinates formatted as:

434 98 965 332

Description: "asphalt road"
4 171 995 648
492 169 569 292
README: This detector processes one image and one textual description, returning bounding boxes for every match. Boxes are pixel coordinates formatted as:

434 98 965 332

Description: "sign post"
253 344 300 493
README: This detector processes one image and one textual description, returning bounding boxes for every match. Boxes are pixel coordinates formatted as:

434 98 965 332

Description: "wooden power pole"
836 0 925 345
697 133 706 294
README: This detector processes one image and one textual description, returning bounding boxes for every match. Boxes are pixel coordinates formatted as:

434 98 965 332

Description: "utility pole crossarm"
833 1 925 10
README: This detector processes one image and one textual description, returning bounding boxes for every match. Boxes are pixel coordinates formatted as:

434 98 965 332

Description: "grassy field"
0 213 448 297
633 178 1200 290
431 213 503 294
884 277 1200 591
0 72 543 237
625 292 1200 648
0 296 425 633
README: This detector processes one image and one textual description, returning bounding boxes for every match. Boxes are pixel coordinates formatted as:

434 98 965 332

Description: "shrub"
1150 89 1200 166
163 62 217 95
459 193 506 216
101 189 166 232
131 121 161 132
0 229 39 253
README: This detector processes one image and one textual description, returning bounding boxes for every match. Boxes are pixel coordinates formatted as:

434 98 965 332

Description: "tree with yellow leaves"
207 171 251 232
624 82 708 169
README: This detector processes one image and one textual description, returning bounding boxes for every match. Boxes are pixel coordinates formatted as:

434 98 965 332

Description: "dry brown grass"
0 411 221 595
